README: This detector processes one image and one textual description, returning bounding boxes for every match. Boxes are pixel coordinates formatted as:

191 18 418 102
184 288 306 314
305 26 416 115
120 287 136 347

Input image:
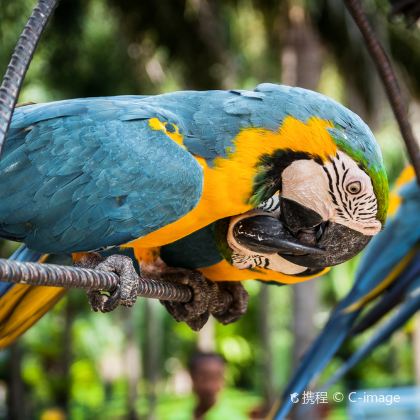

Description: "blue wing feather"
351 252 420 334
0 98 203 253
323 257 420 389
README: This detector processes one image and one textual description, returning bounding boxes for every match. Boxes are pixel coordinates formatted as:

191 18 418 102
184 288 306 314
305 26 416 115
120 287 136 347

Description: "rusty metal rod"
0 258 193 303
344 0 420 184
0 0 58 158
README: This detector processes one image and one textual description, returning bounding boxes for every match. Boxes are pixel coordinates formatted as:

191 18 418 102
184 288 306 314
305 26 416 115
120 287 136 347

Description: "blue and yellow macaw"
274 166 419 419
0 83 388 342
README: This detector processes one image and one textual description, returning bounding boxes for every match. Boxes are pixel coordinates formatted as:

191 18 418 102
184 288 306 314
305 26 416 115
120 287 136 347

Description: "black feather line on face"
252 149 318 205
332 159 353 220
323 156 378 226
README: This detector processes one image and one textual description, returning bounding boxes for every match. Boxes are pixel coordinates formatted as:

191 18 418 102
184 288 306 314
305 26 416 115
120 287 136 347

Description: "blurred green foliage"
0 0 416 418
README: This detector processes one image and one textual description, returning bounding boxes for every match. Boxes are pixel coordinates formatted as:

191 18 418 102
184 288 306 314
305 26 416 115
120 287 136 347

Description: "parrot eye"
346 181 361 195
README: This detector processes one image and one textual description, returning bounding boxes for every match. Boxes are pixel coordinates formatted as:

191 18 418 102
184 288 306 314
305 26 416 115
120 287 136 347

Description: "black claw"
87 290 109 313
101 288 122 312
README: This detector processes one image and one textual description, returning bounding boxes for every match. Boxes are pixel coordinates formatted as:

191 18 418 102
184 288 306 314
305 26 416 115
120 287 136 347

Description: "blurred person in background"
188 352 226 419
186 351 253 419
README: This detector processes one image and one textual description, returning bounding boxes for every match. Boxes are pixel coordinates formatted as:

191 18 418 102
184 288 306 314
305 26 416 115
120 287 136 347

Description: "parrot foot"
76 253 139 312
158 268 249 330
209 281 249 325
159 268 211 331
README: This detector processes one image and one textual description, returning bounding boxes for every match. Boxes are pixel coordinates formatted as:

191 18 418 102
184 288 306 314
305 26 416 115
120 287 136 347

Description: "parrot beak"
280 219 371 268
278 198 372 269
232 197 372 270
232 215 326 257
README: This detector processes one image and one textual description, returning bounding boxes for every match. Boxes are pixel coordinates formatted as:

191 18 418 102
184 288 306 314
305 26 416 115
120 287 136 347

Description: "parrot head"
223 84 389 276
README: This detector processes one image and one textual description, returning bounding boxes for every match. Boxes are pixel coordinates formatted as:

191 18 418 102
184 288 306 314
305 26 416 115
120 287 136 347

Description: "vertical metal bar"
344 0 420 184
0 0 58 157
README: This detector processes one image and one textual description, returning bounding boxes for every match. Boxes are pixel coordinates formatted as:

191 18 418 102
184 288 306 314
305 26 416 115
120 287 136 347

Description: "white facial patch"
281 160 333 221
281 152 381 236
226 197 308 275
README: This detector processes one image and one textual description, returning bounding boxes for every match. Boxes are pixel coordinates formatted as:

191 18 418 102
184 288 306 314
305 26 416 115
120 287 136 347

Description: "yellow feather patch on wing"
199 260 330 284
149 118 185 149
0 285 65 348
343 250 416 313
133 116 337 248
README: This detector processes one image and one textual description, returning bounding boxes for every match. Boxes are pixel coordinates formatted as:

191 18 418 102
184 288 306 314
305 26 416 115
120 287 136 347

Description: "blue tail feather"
323 258 420 388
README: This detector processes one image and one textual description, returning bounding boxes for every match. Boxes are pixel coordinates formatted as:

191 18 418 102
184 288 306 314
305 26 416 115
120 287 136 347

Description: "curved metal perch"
0 0 58 157
0 258 193 303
